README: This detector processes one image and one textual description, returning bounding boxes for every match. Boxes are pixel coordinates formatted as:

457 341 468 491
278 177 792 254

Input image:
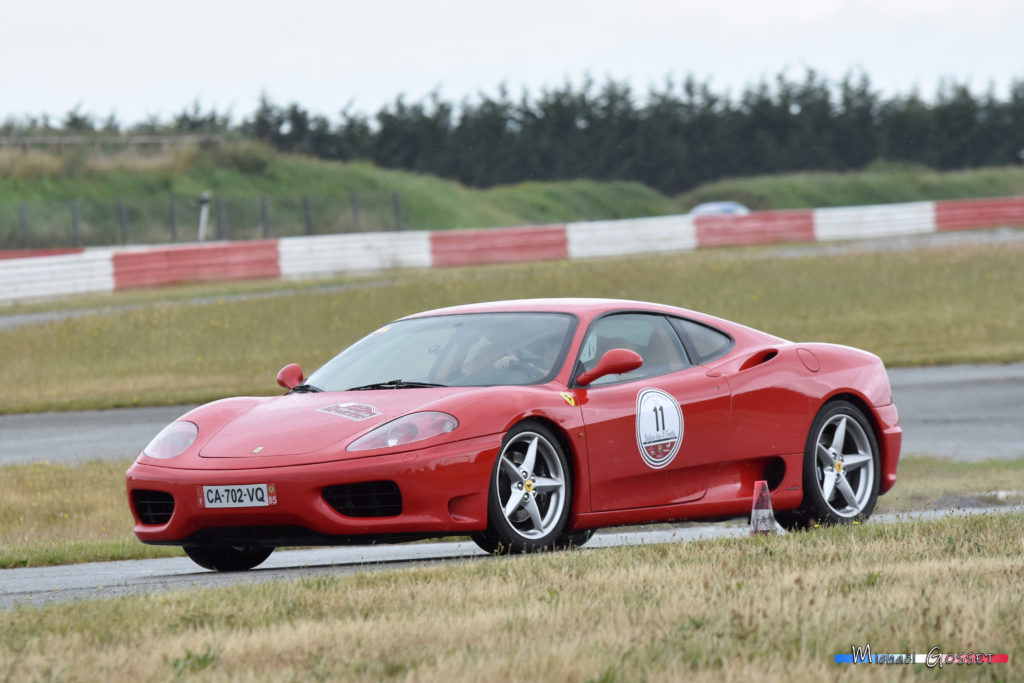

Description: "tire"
781 400 880 529
471 422 572 554
184 545 274 571
553 528 594 550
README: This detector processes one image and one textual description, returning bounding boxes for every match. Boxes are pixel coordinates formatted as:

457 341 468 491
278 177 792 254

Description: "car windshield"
306 312 577 391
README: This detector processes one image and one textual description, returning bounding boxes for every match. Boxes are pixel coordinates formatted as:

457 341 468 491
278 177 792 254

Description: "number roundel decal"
635 388 684 469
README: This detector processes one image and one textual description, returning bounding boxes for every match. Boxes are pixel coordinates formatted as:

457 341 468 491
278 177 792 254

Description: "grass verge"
2 512 1021 681
4 143 1023 220
0 459 181 568
2 456 1022 570
2 240 1023 414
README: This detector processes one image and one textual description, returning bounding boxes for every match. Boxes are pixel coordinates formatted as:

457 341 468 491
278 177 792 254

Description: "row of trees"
4 71 1024 194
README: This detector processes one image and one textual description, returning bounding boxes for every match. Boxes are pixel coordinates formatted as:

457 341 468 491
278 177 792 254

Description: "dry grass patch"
0 459 180 568
1 513 1021 681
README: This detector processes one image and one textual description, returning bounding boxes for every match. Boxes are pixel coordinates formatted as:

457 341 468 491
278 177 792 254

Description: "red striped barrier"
112 241 280 290
695 210 814 247
3 195 1024 303
935 197 1024 232
430 225 567 267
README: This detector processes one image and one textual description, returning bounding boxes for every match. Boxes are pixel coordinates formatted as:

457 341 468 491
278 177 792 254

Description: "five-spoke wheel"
472 422 575 554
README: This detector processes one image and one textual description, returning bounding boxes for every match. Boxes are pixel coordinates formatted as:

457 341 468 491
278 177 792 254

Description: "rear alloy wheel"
184 545 274 571
782 400 880 529
472 422 571 554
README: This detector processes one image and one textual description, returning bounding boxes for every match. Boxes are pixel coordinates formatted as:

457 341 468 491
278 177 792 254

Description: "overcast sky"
3 0 1022 126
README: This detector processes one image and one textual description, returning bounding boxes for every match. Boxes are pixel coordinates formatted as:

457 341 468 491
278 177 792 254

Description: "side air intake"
132 489 175 525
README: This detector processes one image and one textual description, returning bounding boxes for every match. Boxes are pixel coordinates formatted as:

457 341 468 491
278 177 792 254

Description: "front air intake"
323 481 402 518
132 489 175 525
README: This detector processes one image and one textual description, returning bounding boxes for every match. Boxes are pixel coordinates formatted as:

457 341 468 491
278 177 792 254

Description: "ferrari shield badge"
559 391 576 406
319 403 380 420
635 388 683 469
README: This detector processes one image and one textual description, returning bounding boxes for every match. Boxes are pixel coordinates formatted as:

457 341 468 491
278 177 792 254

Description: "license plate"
199 484 276 508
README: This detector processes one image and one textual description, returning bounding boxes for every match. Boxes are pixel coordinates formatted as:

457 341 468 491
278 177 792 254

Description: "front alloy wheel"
472 422 572 554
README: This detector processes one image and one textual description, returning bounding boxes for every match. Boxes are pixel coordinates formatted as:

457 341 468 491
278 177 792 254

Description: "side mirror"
576 348 644 386
276 363 304 389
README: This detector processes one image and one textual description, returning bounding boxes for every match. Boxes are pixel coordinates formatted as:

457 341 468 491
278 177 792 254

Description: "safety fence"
0 191 407 248
2 196 1022 303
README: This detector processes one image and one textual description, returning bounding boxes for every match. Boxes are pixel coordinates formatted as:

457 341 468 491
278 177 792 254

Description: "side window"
577 313 691 386
670 317 733 364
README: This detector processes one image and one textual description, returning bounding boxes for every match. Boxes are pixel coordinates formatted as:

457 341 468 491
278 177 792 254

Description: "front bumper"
126 433 499 547
875 402 902 495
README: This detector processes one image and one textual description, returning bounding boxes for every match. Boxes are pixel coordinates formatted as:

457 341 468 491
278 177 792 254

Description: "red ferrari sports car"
127 298 901 570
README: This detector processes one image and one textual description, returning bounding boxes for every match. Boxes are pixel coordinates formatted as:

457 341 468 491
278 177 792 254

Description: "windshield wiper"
345 379 447 391
290 383 323 393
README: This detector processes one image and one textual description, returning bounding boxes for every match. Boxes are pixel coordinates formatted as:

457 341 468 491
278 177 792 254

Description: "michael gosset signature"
834 644 1009 667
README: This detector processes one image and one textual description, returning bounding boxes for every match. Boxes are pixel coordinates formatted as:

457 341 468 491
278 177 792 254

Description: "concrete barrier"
0 249 114 302
431 225 567 267
935 197 1024 232
113 241 280 290
567 215 696 259
695 210 814 247
814 202 935 241
278 231 432 279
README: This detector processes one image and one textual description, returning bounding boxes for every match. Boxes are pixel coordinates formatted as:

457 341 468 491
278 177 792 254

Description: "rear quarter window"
670 317 733 364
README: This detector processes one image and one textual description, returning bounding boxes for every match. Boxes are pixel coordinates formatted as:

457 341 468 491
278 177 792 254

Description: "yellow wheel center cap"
524 480 534 493
835 460 843 473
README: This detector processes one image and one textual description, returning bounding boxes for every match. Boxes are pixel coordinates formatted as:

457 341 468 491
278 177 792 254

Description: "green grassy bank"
2 144 1023 234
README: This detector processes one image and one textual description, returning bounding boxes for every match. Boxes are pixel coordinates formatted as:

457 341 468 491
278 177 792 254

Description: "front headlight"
142 421 198 459
347 412 458 452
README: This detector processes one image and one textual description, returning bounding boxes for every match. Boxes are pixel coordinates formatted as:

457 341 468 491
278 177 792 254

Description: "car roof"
402 298 673 319
399 298 786 346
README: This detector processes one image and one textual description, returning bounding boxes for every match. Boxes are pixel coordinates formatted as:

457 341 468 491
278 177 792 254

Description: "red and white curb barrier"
568 215 697 259
0 249 115 301
2 196 1022 303
278 232 432 279
814 202 935 241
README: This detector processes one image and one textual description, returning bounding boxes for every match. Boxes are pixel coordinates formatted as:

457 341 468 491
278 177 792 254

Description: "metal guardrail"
0 135 226 152
0 192 406 248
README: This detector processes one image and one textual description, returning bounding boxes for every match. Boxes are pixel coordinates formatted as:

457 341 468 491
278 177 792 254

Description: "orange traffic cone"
749 480 779 535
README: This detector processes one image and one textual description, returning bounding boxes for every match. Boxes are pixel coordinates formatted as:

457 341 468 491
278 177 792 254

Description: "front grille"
323 481 402 518
132 489 175 525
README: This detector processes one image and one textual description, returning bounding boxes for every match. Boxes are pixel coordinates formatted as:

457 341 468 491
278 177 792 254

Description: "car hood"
197 388 474 459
